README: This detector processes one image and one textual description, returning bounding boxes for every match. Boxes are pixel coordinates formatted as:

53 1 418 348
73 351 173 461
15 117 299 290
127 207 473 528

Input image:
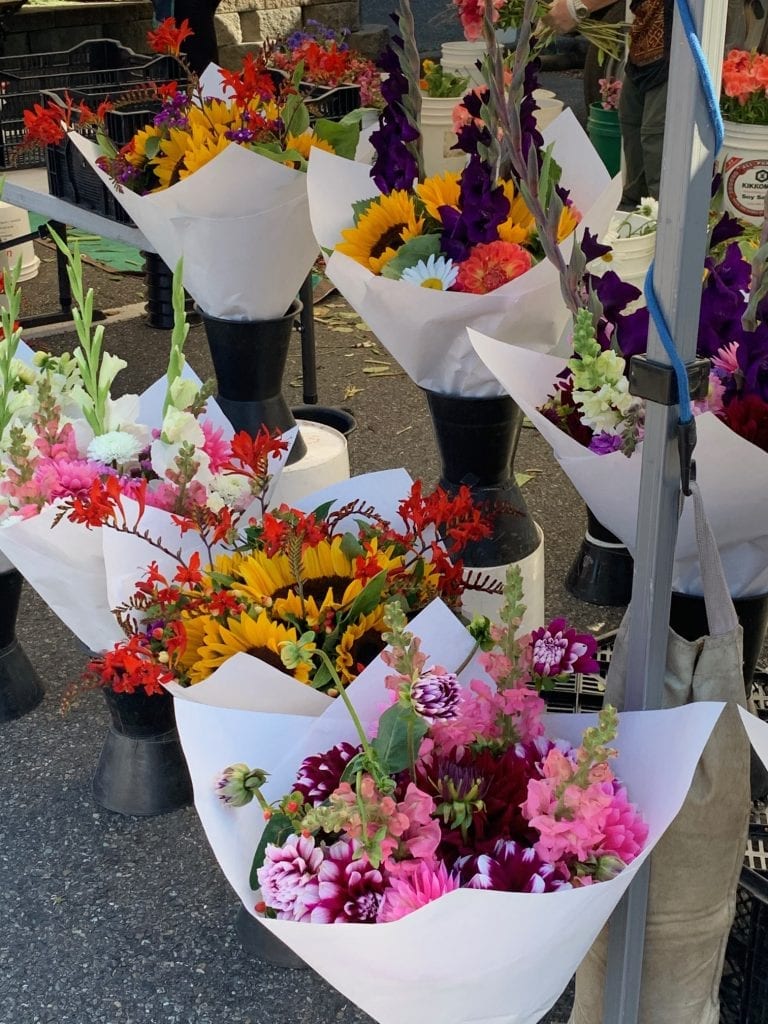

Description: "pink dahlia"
529 619 599 677
31 458 106 502
377 861 459 922
455 839 570 893
256 834 323 921
310 839 386 923
410 669 462 722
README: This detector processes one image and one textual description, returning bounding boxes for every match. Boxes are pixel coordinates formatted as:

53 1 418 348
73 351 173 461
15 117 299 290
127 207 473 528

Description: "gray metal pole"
601 2 729 1021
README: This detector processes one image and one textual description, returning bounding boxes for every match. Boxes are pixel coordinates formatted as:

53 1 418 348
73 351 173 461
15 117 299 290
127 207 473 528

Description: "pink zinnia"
377 861 459 923
256 834 323 921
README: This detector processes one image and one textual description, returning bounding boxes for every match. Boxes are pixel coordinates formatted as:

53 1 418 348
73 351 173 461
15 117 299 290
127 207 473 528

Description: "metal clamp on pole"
628 354 710 496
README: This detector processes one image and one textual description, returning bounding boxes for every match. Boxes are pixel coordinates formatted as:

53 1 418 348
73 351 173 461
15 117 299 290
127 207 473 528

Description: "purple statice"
256 834 323 921
309 839 387 923
410 670 462 722
153 92 189 130
455 838 570 893
292 741 361 806
529 619 599 677
225 127 258 143
370 39 419 192
439 155 510 262
588 431 623 455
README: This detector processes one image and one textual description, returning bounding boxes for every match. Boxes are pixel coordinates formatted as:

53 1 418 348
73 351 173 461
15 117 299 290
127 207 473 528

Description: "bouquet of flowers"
420 58 470 98
169 574 745 1024
721 48 768 125
269 20 384 109
456 0 627 61
73 467 500 701
306 0 620 397
0 245 293 651
24 20 361 320
469 214 768 597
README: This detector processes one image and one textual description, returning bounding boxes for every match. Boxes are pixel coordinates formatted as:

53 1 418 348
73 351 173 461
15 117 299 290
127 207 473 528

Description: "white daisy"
400 254 459 290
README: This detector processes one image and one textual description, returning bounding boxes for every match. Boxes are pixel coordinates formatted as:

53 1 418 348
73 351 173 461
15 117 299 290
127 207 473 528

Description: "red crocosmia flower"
174 551 203 587
157 80 180 101
219 53 276 105
86 635 173 698
147 17 194 57
23 102 68 145
454 241 533 295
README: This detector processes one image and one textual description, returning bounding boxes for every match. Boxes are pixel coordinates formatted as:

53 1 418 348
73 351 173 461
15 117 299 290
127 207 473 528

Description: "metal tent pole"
601 1 729 1021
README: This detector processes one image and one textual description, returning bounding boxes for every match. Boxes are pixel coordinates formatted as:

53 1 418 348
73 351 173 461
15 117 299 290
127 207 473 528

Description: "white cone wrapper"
69 134 318 321
306 110 621 397
468 330 768 598
172 594 768 1024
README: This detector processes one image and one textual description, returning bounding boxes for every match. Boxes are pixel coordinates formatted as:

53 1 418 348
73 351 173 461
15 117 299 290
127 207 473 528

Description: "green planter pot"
587 103 622 177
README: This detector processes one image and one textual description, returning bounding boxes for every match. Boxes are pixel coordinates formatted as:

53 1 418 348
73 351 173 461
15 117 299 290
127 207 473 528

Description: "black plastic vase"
200 300 307 463
92 687 193 817
422 390 540 567
235 905 307 969
0 568 44 722
566 506 634 607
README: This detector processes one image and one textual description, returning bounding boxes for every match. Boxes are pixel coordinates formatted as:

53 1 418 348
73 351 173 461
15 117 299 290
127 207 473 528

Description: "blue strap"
644 0 724 429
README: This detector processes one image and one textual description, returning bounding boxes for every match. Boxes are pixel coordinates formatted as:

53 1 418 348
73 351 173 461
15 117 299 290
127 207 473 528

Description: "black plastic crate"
301 82 361 122
0 39 144 93
720 832 768 1024
0 48 183 170
43 88 163 226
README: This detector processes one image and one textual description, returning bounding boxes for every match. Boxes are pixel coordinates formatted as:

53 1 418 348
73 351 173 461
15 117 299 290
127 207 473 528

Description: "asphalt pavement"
1 70 618 1024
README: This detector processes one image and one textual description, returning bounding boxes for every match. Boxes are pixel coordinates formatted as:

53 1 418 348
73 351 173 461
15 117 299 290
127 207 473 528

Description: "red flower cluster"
23 95 113 147
147 17 194 58
219 52 277 105
85 635 175 697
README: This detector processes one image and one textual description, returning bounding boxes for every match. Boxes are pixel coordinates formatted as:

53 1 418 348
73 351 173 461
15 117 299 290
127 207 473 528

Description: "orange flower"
453 241 533 294
147 17 194 57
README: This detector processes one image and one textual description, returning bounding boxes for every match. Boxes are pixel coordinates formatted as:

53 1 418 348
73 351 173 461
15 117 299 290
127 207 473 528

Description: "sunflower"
334 608 388 686
285 131 336 162
416 172 461 223
176 613 214 679
338 190 425 274
180 125 231 178
151 125 193 189
497 180 535 246
188 98 238 133
556 202 581 242
124 124 163 169
185 610 314 683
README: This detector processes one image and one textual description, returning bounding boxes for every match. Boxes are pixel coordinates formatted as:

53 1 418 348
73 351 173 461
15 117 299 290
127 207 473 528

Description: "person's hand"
541 0 578 33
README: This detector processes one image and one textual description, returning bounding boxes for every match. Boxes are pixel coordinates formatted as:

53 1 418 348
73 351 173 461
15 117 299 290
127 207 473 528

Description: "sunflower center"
370 223 407 260
346 628 386 676
244 646 285 673
274 575 352 605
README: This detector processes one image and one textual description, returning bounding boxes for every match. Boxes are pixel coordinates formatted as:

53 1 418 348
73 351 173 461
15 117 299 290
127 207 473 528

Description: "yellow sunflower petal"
416 171 461 222
337 190 426 274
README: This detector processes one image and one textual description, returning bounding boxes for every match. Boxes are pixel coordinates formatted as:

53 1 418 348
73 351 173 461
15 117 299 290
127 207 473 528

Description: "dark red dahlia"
291 741 362 806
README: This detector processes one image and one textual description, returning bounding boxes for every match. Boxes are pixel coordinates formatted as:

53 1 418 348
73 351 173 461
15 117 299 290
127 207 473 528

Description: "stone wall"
0 0 376 66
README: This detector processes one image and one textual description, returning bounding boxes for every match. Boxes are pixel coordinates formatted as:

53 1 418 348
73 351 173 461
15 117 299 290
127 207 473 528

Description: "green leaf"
372 704 428 774
143 134 161 161
249 812 295 889
340 531 366 560
380 234 441 280
310 499 335 523
312 117 361 161
351 196 376 225
341 570 388 624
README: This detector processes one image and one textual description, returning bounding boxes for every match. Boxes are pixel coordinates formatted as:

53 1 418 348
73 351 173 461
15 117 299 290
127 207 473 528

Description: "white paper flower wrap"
468 330 768 598
306 110 622 397
170 595 768 1024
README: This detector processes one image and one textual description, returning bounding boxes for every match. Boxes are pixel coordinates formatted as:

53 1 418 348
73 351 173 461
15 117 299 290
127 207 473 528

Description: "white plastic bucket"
268 420 350 506
720 119 768 225
595 212 656 305
534 96 564 131
0 201 40 284
459 524 545 634
419 94 468 178
441 40 487 86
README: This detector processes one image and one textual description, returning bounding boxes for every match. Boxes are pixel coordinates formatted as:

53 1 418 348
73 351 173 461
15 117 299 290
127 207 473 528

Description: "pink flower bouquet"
170 585 744 1024
0 254 293 651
